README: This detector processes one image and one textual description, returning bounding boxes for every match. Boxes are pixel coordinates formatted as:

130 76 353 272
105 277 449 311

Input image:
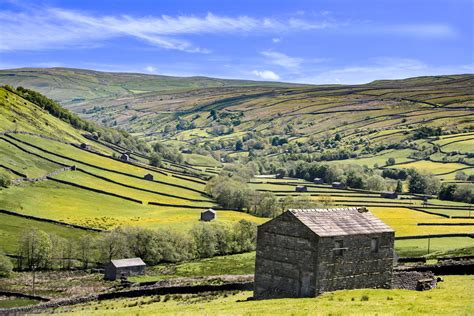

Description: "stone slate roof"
202 208 216 214
288 207 394 237
110 258 146 268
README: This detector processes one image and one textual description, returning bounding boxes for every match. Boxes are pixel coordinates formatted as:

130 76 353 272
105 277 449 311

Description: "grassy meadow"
53 275 474 315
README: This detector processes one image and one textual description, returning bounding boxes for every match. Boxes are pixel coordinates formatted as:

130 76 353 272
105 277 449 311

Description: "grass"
0 297 39 308
0 180 265 230
395 237 474 257
369 207 474 237
52 275 474 315
0 211 95 254
129 252 255 282
183 154 220 167
389 160 468 176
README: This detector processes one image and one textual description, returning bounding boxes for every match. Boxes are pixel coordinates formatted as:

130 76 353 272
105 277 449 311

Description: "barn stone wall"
254 213 318 299
315 232 394 294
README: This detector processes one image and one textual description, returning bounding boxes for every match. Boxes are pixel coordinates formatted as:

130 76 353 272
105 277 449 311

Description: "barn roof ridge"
287 207 394 237
110 257 146 268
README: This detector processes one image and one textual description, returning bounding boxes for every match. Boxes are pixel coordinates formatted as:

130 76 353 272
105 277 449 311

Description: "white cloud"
272 37 281 43
144 66 157 73
252 70 280 80
0 7 338 53
261 51 302 70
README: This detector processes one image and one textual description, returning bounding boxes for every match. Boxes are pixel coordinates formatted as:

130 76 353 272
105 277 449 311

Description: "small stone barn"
120 153 130 162
144 173 154 181
332 182 346 189
254 207 394 299
313 178 324 184
381 191 398 199
200 208 216 222
80 143 91 150
104 258 146 281
295 185 308 192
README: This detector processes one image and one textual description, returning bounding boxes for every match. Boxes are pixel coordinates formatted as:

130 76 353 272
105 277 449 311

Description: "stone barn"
120 153 130 162
144 173 154 181
254 207 394 299
295 185 308 192
104 258 146 281
332 182 346 189
200 208 216 222
381 191 398 199
313 178 324 184
80 143 91 150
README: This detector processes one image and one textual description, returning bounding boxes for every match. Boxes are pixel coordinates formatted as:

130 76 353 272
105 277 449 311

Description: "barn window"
371 238 379 253
334 240 344 256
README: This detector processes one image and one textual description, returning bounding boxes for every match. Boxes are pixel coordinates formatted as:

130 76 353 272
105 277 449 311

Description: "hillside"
0 87 264 254
0 68 302 105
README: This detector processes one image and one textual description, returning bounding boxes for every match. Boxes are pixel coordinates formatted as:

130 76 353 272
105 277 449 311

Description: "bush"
0 174 11 188
0 252 13 277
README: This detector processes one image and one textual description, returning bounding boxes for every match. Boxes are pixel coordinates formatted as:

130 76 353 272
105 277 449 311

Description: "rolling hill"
0 86 265 253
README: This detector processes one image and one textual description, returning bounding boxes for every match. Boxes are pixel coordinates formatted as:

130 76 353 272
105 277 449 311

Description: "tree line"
0 219 257 275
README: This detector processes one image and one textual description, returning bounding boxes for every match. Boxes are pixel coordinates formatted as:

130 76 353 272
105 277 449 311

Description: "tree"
455 171 468 181
98 229 128 263
395 180 403 193
365 175 386 191
191 224 217 258
439 184 457 201
408 170 428 194
17 229 52 270
77 235 96 269
0 250 12 277
0 174 11 188
235 139 243 151
386 157 396 166
149 153 162 167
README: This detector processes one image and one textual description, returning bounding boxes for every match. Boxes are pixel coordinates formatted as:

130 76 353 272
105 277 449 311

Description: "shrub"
0 252 13 277
0 174 11 188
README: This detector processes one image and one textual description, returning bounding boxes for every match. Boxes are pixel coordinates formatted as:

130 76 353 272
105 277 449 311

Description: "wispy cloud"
294 58 472 84
0 7 338 53
261 51 303 70
252 70 280 80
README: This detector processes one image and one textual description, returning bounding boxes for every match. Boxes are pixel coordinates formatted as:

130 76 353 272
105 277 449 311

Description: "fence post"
427 236 431 255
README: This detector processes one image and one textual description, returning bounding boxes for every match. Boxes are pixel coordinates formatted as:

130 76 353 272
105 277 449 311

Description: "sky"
0 0 473 84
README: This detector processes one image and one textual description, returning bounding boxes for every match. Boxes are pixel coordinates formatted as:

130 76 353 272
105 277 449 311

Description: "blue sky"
0 0 472 84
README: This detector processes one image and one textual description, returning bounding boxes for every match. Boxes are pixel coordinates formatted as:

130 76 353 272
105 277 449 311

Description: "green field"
53 275 474 315
130 252 255 282
0 212 95 254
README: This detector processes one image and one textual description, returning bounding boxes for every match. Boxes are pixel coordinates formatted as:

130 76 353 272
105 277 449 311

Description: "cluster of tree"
274 162 390 191
438 184 474 204
413 126 443 140
4 86 150 153
152 142 184 164
382 168 409 180
176 119 196 131
407 170 441 195
10 221 257 272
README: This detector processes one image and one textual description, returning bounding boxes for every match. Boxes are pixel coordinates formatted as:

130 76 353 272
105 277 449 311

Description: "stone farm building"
104 258 146 281
200 208 216 222
313 178 324 184
120 153 130 162
254 207 394 299
295 185 308 192
332 182 346 189
144 173 154 181
381 191 398 199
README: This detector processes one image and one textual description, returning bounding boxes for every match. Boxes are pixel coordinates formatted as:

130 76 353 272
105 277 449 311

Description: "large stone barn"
104 258 146 281
254 207 394 299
